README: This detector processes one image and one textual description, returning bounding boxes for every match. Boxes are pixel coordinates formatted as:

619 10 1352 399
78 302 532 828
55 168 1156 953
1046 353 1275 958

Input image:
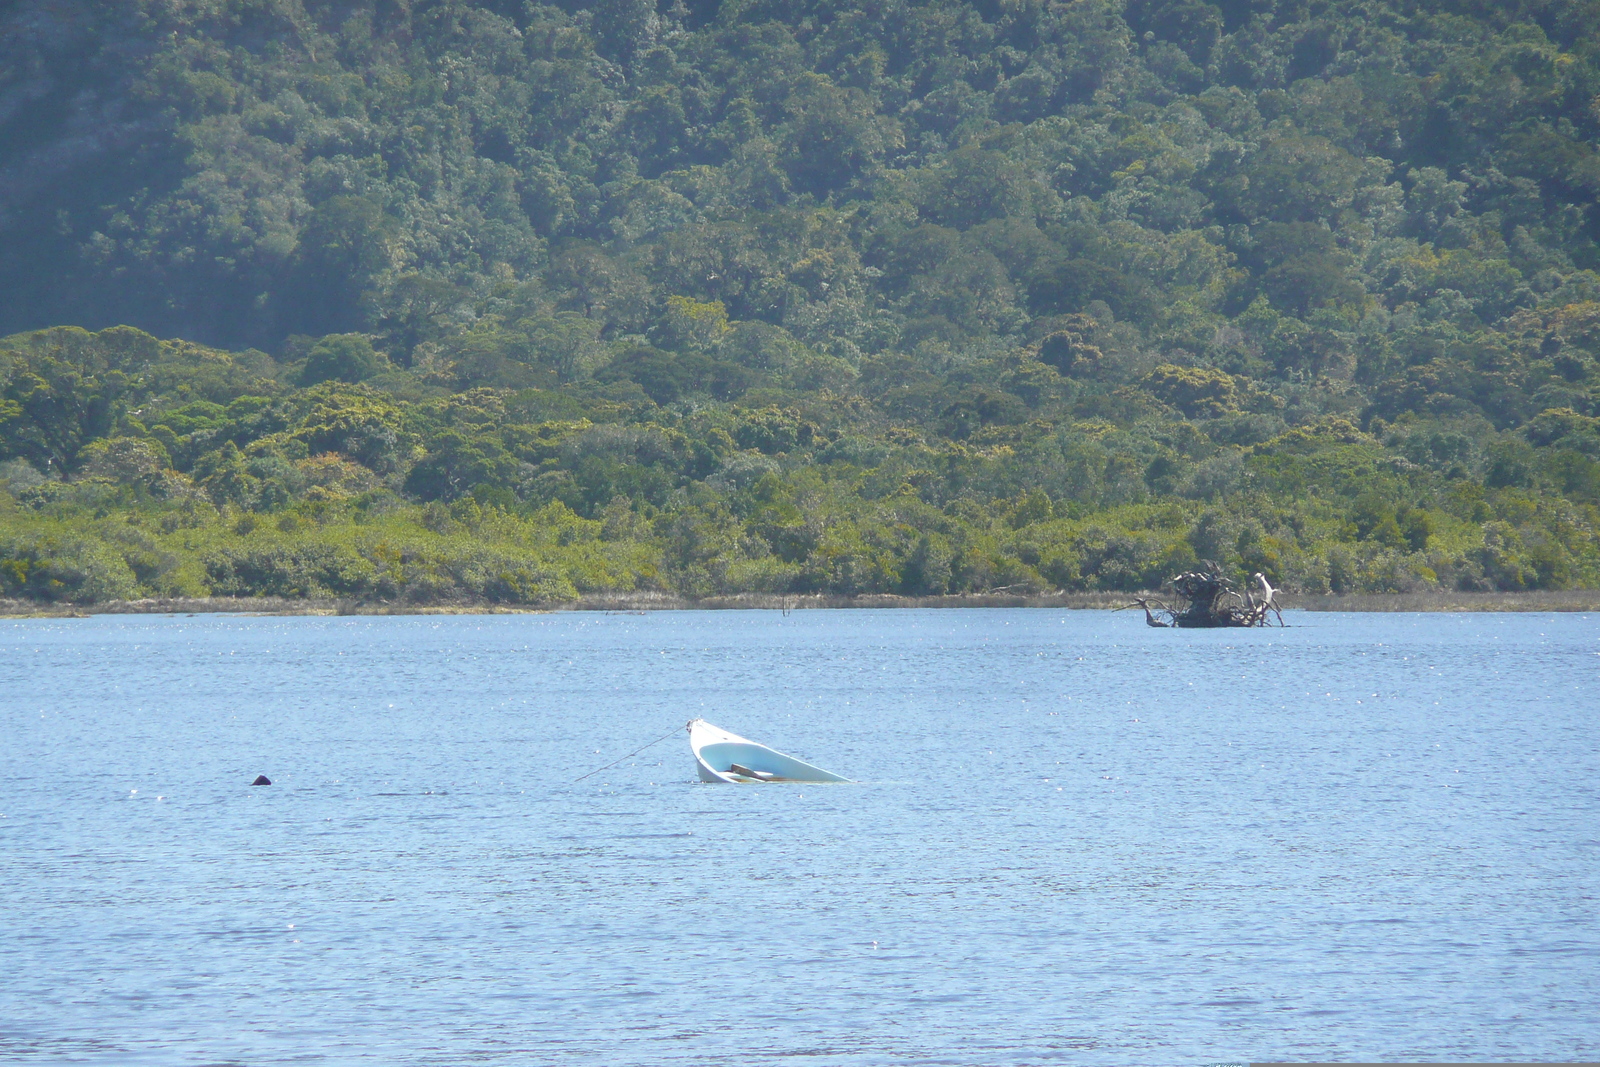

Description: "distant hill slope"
3 0 1599 353
2 0 1599 604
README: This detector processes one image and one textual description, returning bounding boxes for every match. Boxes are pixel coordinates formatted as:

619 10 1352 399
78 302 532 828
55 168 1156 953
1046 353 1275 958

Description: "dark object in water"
1131 597 1168 627
252 774 272 786
1125 562 1284 628
729 762 778 781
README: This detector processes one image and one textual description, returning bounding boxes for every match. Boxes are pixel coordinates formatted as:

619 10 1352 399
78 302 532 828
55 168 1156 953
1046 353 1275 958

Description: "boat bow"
687 719 850 783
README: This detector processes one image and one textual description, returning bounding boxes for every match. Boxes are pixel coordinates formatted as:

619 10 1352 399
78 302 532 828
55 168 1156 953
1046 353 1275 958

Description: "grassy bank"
6 590 1598 619
1293 590 1600 612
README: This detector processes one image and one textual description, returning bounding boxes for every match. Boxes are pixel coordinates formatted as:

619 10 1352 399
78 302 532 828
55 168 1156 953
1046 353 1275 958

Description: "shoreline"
5 589 1600 618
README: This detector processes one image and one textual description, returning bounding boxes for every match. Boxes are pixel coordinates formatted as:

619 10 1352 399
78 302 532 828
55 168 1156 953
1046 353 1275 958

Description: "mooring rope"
572 722 687 783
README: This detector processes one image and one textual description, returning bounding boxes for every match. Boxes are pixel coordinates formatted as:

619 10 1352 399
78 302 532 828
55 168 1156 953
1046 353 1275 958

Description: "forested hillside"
3 0 1600 605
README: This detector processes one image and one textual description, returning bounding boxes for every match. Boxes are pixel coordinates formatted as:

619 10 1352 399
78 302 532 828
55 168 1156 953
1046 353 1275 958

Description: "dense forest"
3 0 1600 606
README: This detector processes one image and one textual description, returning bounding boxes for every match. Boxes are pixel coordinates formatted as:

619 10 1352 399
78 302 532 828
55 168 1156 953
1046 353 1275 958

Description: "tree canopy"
3 0 1600 604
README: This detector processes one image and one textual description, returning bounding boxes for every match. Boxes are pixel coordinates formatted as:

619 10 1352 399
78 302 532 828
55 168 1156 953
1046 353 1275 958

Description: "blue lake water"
2 608 1597 1065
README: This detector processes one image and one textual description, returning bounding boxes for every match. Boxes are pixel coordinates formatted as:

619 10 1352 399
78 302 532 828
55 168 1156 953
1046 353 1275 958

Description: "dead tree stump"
1127 562 1282 628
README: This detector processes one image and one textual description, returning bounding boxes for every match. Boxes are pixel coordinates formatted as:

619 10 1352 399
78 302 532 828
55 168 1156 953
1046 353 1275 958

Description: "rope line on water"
573 723 686 783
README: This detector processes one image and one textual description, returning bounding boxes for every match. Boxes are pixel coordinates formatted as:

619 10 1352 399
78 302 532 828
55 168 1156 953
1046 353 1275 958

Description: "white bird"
1253 572 1283 624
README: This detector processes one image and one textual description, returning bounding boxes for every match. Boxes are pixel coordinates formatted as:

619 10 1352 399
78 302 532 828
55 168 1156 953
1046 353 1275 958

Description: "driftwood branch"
1128 564 1285 628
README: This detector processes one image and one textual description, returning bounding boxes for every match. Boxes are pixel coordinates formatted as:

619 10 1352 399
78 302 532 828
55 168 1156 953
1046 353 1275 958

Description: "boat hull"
687 719 850 783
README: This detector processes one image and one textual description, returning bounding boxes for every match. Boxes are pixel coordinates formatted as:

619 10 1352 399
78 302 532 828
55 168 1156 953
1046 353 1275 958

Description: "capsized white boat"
687 718 851 783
